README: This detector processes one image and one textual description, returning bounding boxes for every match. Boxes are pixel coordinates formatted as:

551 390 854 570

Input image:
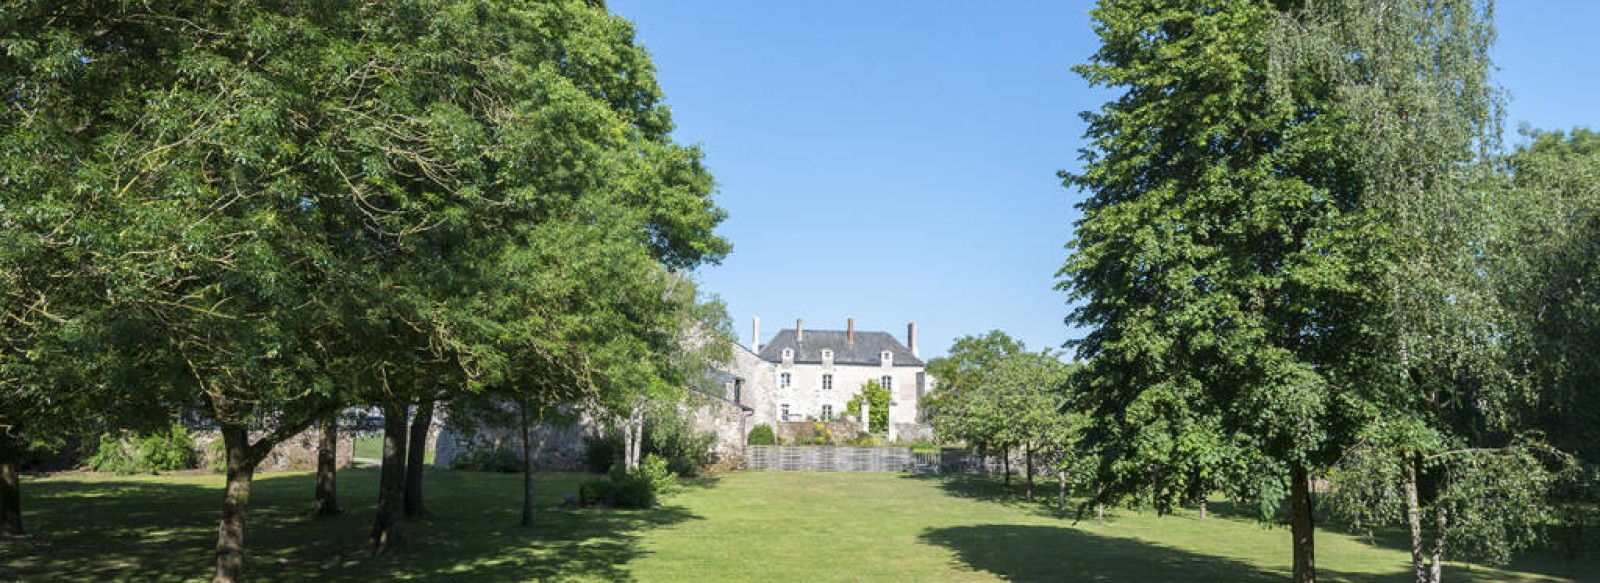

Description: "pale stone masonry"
722 318 932 431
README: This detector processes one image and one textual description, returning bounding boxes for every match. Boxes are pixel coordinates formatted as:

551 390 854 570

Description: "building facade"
722 318 930 430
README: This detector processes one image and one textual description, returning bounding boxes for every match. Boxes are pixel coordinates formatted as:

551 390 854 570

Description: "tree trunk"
1199 500 1207 521
404 399 434 518
313 409 341 517
520 399 534 527
1024 445 1035 499
1003 447 1011 486
1096 483 1105 523
0 438 22 536
1404 453 1428 583
1057 468 1068 511
213 424 256 583
629 404 644 472
1427 506 1448 583
1290 463 1317 583
619 414 635 473
369 401 409 551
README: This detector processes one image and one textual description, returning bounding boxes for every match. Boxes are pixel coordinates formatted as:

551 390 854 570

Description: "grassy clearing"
2 469 1594 582
351 434 433 465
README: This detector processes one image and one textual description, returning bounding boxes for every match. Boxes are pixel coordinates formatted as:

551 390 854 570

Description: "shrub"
579 454 680 509
747 424 777 445
796 422 835 445
206 438 226 473
590 411 717 477
844 433 880 447
578 477 616 506
450 440 522 473
83 424 198 474
643 409 715 477
585 430 624 474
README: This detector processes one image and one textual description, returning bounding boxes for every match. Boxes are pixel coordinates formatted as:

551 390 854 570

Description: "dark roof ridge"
755 328 923 367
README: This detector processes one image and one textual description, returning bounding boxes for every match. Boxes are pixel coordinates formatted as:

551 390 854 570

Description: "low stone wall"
745 445 914 472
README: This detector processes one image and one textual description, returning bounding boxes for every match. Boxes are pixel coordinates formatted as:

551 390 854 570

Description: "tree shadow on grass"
919 524 1559 583
1 469 701 582
921 523 1284 582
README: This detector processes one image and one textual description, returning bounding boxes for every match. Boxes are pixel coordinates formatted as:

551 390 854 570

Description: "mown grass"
2 469 1594 582
351 434 433 465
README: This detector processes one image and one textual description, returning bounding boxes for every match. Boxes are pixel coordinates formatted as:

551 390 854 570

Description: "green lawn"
2 469 1594 582
351 434 433 465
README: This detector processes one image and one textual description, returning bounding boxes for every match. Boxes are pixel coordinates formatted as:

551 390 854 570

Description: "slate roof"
757 329 923 367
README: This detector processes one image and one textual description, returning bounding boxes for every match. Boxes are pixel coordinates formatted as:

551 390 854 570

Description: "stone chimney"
848 317 855 344
796 318 803 343
907 322 918 358
752 316 761 353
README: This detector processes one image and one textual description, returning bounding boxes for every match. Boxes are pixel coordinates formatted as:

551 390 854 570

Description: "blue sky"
609 1 1600 360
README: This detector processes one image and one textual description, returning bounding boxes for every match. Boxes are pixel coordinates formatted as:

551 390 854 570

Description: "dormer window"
881 350 893 367
821 349 834 367
782 348 794 366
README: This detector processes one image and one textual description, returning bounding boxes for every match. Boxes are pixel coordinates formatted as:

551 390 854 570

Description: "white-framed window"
782 348 794 360
881 375 893 391
821 404 834 421
781 403 790 421
822 374 833 390
881 350 893 366
821 349 833 360
780 372 791 388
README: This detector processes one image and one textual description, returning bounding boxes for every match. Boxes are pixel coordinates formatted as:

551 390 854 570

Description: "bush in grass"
585 430 624 474
83 424 198 474
449 441 521 473
747 424 776 445
579 454 680 509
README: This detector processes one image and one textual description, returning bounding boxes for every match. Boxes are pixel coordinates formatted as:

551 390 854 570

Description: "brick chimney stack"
796 319 803 343
908 322 918 358
752 316 761 353
848 318 855 344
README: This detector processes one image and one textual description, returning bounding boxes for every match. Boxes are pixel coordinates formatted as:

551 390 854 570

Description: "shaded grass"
2 470 1593 582
2 468 689 582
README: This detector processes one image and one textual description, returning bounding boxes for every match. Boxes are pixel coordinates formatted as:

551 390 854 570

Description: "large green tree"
1499 129 1600 562
1 0 725 579
1278 3 1568 581
1062 2 1388 580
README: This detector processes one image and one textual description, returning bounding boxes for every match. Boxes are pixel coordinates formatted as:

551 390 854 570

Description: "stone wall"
687 394 748 461
192 425 354 472
432 418 594 471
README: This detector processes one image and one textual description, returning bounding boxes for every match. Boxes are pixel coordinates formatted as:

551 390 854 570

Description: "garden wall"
744 445 915 472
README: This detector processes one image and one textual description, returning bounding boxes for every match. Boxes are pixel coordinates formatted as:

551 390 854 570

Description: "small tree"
747 424 777 445
846 380 891 433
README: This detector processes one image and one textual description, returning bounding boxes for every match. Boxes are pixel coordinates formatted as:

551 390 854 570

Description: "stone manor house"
724 317 931 431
